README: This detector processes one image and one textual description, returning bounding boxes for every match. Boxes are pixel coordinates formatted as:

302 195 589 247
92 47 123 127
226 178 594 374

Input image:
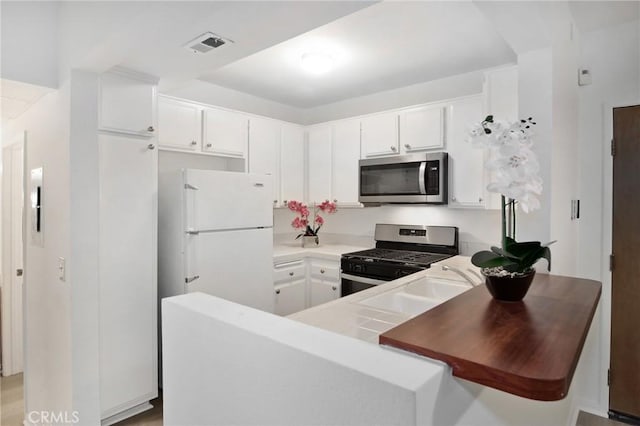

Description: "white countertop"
288 255 481 343
273 241 369 263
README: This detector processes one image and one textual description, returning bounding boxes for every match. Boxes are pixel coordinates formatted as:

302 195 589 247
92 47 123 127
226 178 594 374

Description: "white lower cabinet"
274 280 306 316
309 259 341 306
274 260 307 316
273 257 341 315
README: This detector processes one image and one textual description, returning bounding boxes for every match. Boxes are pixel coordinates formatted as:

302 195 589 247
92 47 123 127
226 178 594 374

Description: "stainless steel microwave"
358 152 448 205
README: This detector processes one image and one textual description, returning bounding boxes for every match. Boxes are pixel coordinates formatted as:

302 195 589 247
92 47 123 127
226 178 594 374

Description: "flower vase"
302 235 319 248
482 268 536 302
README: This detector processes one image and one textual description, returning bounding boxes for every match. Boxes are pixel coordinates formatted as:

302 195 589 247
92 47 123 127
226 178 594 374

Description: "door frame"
1 132 26 376
602 99 640 414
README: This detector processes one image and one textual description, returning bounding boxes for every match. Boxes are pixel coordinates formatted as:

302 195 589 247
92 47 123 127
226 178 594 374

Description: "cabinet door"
99 71 156 136
447 96 486 208
361 112 399 158
310 279 340 307
274 280 306 316
307 125 332 203
158 96 201 151
280 124 305 205
203 107 248 158
399 105 444 152
249 117 280 206
98 134 158 416
273 261 306 285
332 120 361 206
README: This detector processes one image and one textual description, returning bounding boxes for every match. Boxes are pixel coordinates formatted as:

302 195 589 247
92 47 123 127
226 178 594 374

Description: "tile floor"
0 373 633 426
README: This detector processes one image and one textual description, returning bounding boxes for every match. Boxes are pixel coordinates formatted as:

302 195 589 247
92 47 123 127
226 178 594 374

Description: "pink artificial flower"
291 217 307 229
318 200 337 214
287 200 302 212
300 206 310 218
315 215 324 225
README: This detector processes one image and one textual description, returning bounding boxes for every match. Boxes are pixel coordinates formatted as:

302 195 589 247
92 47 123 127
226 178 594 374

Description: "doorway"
1 134 25 376
610 105 640 422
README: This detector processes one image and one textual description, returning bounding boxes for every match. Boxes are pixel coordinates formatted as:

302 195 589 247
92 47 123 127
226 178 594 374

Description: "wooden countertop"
379 274 601 401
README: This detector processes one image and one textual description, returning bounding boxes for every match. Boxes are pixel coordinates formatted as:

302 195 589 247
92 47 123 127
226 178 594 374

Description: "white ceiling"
199 1 517 108
2 0 639 120
1 79 52 122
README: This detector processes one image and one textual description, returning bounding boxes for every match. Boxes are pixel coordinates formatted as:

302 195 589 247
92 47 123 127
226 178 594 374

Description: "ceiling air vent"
184 32 233 54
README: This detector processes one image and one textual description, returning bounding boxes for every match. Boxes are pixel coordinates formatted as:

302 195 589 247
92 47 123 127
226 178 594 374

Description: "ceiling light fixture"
300 52 334 75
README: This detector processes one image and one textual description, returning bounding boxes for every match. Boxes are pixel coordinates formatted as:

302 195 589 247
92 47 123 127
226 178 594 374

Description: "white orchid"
468 116 541 212
468 115 552 275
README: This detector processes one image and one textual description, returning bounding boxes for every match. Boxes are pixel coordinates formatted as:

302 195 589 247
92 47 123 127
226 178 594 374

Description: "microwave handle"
418 161 427 195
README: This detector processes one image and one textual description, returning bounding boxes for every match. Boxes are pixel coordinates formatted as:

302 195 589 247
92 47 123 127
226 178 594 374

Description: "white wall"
577 20 640 281
7 81 73 419
275 206 500 256
574 19 640 414
515 48 553 248
68 71 101 425
0 1 59 88
163 292 580 426
550 25 581 277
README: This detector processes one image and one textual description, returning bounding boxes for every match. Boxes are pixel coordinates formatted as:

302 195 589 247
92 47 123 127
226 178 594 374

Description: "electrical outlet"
58 257 65 282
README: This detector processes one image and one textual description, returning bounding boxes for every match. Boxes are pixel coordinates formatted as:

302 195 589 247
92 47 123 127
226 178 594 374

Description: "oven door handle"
418 161 427 194
341 273 388 286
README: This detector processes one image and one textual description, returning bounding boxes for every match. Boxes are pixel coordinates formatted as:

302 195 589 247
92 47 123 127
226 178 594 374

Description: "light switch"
58 257 65 282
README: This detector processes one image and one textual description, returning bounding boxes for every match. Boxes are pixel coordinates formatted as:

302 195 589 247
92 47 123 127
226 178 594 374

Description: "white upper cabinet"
158 96 201 151
399 105 445 152
248 117 281 206
332 119 361 206
361 112 399 158
307 125 332 203
280 124 305 206
484 65 518 123
99 69 156 137
446 95 486 208
203 107 248 158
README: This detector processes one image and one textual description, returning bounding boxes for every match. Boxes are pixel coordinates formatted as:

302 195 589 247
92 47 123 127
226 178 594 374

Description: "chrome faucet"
440 265 481 287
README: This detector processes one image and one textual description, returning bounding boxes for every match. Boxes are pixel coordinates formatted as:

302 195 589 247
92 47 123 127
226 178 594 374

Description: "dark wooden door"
611 105 640 420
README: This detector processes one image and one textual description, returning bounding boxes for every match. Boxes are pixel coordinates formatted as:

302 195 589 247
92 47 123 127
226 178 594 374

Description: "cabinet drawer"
273 261 306 284
310 263 340 281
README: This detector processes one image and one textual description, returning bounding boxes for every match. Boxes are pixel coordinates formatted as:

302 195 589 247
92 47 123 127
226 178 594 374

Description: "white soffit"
199 1 516 108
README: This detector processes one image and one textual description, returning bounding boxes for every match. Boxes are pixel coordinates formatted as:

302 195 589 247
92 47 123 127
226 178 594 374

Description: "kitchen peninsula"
162 256 601 426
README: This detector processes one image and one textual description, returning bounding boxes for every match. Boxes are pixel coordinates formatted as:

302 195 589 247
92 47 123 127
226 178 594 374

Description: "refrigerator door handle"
185 275 200 284
184 183 199 190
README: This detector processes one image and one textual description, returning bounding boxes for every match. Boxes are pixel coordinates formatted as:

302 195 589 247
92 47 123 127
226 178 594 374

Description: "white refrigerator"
159 169 274 312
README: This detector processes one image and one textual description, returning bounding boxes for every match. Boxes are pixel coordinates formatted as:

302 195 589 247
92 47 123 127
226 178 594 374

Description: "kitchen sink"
358 277 470 317
359 292 441 317
404 277 469 300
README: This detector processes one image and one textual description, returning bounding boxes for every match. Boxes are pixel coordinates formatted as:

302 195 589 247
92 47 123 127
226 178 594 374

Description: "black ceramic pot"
482 269 536 302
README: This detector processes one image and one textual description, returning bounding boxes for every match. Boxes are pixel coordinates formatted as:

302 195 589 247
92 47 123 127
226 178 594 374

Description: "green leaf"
504 237 543 259
471 251 517 269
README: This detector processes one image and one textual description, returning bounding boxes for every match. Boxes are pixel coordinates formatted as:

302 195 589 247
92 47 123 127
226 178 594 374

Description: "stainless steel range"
341 224 459 296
